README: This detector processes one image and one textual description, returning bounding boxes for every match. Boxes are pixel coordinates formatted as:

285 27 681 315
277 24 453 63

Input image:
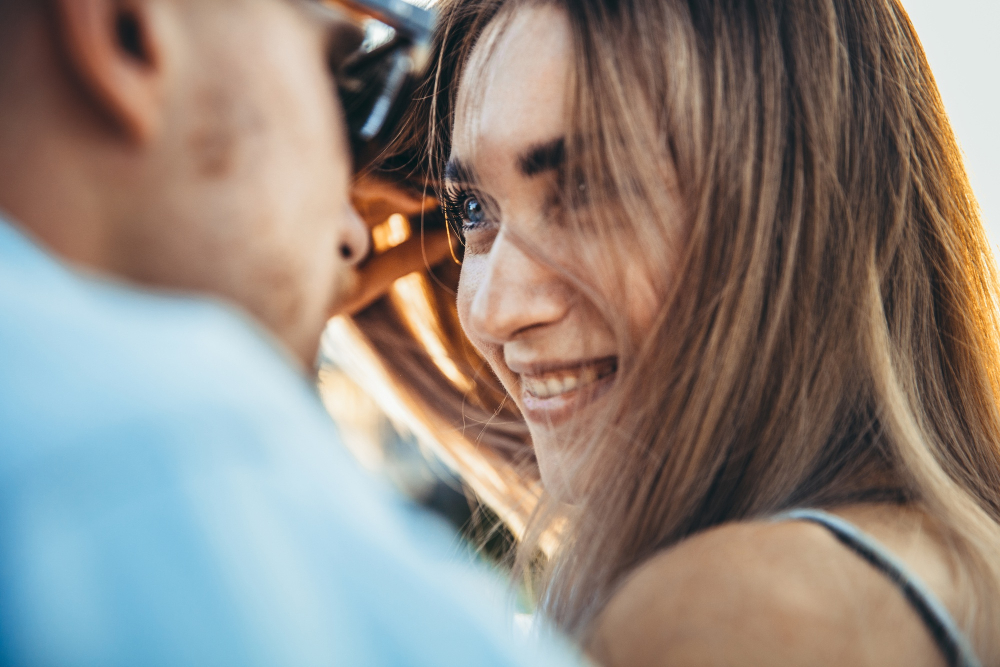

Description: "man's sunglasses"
315 0 435 171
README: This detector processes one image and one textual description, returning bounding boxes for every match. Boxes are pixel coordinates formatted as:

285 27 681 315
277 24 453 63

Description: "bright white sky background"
901 0 999 254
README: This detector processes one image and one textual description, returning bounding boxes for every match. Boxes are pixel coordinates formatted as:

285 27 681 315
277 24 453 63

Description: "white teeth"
521 360 617 399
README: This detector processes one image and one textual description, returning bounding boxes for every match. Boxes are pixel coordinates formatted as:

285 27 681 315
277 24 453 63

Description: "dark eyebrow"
443 158 478 184
445 137 565 184
518 138 565 177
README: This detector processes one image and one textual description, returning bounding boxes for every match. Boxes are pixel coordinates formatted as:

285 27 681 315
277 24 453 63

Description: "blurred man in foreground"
0 1 578 664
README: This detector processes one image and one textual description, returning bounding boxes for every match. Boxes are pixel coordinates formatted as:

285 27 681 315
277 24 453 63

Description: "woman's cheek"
456 258 480 342
626 267 662 335
456 256 496 358
457 256 518 394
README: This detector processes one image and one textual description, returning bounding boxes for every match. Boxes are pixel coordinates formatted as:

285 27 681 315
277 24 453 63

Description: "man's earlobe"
53 0 164 143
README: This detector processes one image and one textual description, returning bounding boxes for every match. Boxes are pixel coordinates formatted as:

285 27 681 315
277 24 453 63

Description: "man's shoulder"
0 237 586 667
0 254 328 453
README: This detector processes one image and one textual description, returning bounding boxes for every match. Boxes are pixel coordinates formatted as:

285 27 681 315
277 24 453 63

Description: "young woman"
345 0 1000 664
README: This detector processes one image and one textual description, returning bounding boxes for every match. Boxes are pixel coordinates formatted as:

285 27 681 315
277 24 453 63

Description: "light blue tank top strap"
771 508 981 667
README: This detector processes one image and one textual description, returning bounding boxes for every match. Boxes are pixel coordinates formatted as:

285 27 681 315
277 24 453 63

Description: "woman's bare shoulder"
586 517 946 667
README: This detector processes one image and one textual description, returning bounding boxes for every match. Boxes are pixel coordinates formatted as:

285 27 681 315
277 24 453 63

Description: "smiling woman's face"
450 5 667 500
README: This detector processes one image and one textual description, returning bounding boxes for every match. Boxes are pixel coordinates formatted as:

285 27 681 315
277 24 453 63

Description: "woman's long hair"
350 0 1000 655
338 0 542 537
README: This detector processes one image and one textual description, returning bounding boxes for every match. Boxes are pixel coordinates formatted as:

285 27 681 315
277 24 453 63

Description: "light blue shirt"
0 216 580 667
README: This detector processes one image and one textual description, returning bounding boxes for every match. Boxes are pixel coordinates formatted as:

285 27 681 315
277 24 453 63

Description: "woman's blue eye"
463 196 484 224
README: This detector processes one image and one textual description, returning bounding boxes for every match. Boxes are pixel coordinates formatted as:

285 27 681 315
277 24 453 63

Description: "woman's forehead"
452 4 573 166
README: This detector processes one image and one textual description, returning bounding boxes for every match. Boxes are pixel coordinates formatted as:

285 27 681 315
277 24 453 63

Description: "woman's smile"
515 357 618 426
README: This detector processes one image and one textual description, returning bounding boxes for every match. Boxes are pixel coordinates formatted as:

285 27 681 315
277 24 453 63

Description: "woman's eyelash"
441 187 489 231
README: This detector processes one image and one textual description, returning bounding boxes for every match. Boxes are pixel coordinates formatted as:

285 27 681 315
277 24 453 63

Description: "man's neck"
0 8 121 275
0 171 114 273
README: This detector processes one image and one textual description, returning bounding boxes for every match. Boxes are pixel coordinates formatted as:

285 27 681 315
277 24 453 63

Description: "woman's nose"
466 231 568 343
338 205 370 267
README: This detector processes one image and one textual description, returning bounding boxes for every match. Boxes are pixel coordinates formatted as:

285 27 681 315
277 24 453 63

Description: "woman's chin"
534 439 590 505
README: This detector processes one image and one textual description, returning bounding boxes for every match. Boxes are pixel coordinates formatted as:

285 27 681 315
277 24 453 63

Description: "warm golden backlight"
390 272 472 392
371 213 411 253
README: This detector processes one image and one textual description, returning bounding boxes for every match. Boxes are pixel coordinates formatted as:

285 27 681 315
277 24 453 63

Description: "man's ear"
52 0 164 143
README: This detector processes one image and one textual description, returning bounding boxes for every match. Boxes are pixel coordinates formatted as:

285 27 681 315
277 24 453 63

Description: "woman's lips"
517 357 617 427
